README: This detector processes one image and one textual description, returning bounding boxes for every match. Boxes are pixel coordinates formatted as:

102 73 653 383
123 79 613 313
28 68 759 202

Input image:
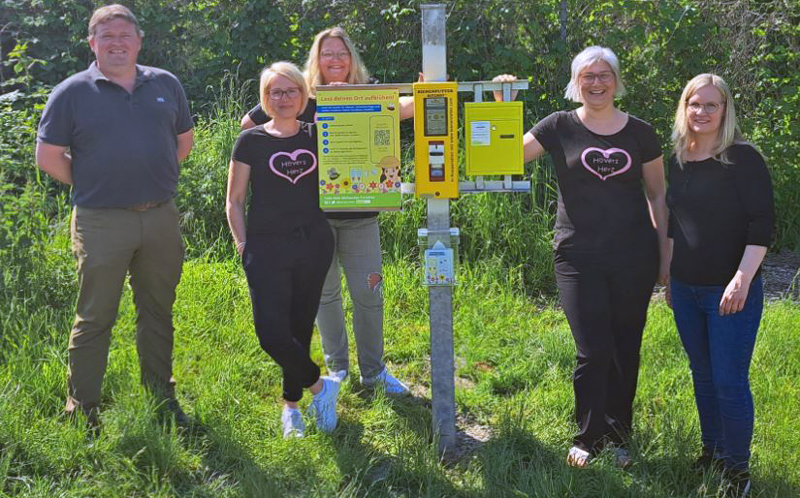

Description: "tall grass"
1 259 798 497
2 74 799 496
177 72 252 261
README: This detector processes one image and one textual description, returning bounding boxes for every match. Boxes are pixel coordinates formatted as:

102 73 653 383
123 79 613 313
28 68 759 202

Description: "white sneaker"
308 377 339 433
281 407 304 438
329 369 348 383
566 446 591 468
362 368 410 396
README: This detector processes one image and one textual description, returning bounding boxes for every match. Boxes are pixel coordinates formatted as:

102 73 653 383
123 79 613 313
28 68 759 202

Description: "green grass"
1 255 799 497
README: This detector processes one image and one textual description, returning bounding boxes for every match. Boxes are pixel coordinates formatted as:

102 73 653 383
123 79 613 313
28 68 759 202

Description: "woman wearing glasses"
227 62 338 438
242 27 412 395
495 46 669 467
667 74 773 497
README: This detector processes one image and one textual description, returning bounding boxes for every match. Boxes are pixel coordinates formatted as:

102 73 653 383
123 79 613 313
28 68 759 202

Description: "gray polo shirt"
38 62 193 208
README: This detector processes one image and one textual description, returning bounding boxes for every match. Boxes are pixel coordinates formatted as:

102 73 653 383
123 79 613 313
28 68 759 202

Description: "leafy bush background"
1 0 798 308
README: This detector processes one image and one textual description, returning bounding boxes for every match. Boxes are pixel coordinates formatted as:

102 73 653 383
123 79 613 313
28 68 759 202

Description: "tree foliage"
1 0 799 295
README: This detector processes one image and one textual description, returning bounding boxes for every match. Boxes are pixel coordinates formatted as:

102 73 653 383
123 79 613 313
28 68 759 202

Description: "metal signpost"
416 4 529 455
314 3 529 457
420 4 457 454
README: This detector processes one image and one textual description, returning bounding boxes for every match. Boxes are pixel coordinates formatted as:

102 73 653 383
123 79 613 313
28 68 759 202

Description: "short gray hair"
564 46 626 103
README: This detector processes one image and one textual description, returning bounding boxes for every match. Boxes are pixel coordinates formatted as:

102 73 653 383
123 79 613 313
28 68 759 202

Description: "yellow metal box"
413 82 459 198
464 101 523 176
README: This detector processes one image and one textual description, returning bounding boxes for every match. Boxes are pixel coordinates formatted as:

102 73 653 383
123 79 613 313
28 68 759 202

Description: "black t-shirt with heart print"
531 110 662 253
232 121 327 234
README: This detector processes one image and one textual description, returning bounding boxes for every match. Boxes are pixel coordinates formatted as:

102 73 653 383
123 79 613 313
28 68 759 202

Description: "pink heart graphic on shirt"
580 147 632 181
269 149 317 184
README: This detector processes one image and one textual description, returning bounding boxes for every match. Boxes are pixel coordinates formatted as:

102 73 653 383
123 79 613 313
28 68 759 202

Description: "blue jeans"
670 275 763 471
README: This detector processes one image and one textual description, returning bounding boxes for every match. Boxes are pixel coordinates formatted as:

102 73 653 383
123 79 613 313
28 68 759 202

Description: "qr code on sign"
373 129 390 147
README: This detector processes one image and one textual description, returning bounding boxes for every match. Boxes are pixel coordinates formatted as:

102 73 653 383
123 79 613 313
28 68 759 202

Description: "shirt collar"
88 62 154 85
87 61 108 82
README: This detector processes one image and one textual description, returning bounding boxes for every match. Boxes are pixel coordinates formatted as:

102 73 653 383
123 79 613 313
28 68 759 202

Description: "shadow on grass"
476 425 634 498
352 382 492 467
751 473 800 498
352 382 437 445
634 451 800 498
330 416 472 497
114 411 298 496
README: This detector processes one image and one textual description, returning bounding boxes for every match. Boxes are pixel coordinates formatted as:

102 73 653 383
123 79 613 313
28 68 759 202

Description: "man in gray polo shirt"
36 4 194 429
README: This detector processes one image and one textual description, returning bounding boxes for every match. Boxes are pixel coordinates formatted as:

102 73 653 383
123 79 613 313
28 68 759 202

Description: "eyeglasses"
268 87 301 100
687 102 724 114
320 50 350 61
579 72 614 84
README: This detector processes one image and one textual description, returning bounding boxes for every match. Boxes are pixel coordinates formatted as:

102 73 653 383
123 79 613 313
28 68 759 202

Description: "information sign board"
316 86 402 211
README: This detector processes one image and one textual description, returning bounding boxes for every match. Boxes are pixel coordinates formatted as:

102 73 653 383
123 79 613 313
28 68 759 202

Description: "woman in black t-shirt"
667 74 774 495
226 62 338 439
240 27 414 394
495 46 669 467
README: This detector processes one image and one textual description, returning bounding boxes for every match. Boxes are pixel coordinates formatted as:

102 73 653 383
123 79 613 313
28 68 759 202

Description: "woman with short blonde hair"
227 61 339 439
563 45 626 102
240 28 414 396
258 61 309 118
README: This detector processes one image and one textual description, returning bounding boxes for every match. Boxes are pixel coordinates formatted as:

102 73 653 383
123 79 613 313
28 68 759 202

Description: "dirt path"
761 249 800 300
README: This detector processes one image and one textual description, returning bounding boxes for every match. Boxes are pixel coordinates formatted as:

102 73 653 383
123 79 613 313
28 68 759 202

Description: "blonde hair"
304 27 370 97
259 62 309 118
672 73 744 166
88 4 143 39
564 46 626 103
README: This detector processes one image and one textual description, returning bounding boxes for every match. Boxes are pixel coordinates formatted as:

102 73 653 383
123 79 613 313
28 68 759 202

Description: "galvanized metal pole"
421 3 456 455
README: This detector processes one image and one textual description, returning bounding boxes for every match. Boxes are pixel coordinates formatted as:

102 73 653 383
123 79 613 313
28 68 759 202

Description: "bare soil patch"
761 249 800 300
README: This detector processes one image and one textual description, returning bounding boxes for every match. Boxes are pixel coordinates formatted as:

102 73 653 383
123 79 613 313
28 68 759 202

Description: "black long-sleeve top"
666 143 775 286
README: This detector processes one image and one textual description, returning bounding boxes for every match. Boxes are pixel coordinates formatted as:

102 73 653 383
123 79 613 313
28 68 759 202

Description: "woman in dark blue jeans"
667 74 774 498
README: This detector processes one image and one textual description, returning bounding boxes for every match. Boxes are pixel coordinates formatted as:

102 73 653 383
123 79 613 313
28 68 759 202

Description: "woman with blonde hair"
241 27 413 395
227 61 338 438
495 46 670 467
667 73 774 497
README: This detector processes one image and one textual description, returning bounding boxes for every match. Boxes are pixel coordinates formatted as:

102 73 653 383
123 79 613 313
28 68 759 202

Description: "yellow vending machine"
413 82 459 198
464 101 524 176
